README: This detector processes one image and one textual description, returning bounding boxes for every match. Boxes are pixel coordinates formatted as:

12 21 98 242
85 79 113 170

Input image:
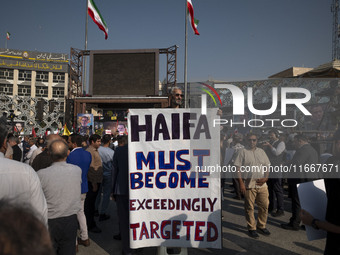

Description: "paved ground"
78 182 325 255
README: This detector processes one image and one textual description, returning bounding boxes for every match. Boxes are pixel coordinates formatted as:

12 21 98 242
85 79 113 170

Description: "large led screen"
89 49 159 96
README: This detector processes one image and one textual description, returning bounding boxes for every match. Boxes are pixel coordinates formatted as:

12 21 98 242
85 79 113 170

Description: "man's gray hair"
170 87 182 95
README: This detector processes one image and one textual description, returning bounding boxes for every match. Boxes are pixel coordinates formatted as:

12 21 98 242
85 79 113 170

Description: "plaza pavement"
78 182 325 255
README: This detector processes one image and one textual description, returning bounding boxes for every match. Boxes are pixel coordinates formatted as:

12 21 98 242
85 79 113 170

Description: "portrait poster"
77 113 94 136
94 120 128 136
14 122 25 134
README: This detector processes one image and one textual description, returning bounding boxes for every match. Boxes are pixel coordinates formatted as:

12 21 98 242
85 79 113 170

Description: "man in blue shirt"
67 134 92 248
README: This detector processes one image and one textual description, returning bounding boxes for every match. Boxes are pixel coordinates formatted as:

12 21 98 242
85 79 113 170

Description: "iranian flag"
187 0 200 35
6 32 10 40
88 0 108 39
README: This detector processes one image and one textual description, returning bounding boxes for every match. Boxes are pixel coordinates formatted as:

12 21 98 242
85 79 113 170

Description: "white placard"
297 179 327 241
128 109 221 249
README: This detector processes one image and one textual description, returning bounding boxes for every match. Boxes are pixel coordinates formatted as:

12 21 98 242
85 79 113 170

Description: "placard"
128 108 221 248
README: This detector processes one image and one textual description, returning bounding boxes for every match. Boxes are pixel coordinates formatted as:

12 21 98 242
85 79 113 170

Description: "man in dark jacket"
8 136 22 162
281 134 319 230
263 129 285 217
112 135 132 255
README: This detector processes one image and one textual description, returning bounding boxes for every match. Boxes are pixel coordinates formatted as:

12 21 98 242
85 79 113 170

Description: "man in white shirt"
24 137 37 164
234 133 271 239
29 137 46 165
0 124 48 225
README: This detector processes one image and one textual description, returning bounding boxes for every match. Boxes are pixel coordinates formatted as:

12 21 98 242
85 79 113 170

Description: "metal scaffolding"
69 48 85 98
160 45 178 91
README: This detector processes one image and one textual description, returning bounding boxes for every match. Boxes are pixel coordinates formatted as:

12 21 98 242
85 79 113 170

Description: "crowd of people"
0 87 183 255
0 123 131 255
222 127 340 254
0 87 339 255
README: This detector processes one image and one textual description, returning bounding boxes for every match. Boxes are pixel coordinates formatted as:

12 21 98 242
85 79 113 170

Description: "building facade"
0 48 68 100
0 48 69 133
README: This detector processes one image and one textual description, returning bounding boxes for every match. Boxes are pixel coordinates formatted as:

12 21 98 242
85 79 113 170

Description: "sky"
0 0 333 84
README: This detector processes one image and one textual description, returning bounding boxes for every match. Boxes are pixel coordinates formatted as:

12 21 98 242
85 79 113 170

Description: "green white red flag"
88 0 108 39
6 32 10 40
187 0 200 35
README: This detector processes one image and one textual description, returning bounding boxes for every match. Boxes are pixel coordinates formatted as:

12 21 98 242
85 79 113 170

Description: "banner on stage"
128 108 221 249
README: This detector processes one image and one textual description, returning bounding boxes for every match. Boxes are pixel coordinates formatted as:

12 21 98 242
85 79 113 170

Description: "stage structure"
68 45 177 98
68 46 177 129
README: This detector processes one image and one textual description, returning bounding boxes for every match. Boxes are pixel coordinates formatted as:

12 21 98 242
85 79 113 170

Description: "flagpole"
84 0 89 95
184 0 188 109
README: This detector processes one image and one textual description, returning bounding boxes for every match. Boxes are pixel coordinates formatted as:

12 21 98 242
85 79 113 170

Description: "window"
52 87 64 98
35 85 48 98
0 68 14 80
53 72 65 83
0 83 13 95
17 85 31 96
36 71 49 82
18 70 32 81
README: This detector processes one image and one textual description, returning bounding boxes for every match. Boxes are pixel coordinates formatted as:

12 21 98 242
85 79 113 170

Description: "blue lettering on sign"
136 152 155 170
